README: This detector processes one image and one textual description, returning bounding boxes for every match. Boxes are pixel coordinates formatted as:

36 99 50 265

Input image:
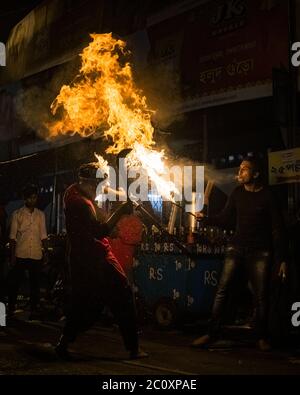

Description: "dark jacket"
64 184 126 291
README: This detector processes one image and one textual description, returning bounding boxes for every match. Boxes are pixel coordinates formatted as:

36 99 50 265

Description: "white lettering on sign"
175 260 182 271
211 0 246 25
173 289 180 300
204 270 218 286
154 243 161 253
0 303 6 326
0 42 6 66
149 267 163 281
187 259 196 271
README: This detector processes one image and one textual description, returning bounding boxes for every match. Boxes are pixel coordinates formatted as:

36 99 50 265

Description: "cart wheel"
154 298 178 329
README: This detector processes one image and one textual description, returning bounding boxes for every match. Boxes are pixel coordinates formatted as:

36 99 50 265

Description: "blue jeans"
209 245 271 339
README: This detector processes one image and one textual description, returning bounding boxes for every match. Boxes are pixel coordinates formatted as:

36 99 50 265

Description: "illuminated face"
25 193 38 208
237 161 257 184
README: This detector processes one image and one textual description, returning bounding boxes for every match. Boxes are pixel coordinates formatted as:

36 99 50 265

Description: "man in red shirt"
55 162 148 360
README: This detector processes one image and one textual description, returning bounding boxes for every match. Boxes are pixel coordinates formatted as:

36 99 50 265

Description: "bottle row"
142 225 234 246
138 241 227 256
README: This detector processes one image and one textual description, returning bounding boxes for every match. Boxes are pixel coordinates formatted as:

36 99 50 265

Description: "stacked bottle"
139 223 234 256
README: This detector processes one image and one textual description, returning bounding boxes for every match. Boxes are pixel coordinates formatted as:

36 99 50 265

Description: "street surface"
0 312 300 375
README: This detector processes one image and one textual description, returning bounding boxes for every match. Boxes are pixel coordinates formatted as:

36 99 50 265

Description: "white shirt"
9 206 47 260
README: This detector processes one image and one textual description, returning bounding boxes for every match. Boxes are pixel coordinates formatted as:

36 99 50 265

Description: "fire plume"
49 33 154 154
49 33 177 200
127 143 178 200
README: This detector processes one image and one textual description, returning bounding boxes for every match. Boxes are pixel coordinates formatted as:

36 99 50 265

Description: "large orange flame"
49 33 155 154
49 33 178 200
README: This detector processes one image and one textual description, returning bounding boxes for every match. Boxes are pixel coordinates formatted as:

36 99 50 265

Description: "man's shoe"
129 348 149 359
257 339 271 352
191 334 211 348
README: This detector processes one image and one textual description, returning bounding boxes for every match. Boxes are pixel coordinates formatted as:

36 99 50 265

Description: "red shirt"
64 184 125 278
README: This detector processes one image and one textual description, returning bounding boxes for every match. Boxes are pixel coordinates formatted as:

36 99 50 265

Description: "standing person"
192 157 288 351
8 184 48 320
55 162 148 360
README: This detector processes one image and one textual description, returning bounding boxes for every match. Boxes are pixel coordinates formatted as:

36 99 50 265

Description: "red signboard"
148 0 289 108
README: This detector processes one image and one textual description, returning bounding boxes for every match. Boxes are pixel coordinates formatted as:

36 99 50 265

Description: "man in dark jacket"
55 162 147 359
192 157 287 351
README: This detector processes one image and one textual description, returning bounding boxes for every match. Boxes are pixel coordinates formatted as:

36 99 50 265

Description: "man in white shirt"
8 184 48 319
